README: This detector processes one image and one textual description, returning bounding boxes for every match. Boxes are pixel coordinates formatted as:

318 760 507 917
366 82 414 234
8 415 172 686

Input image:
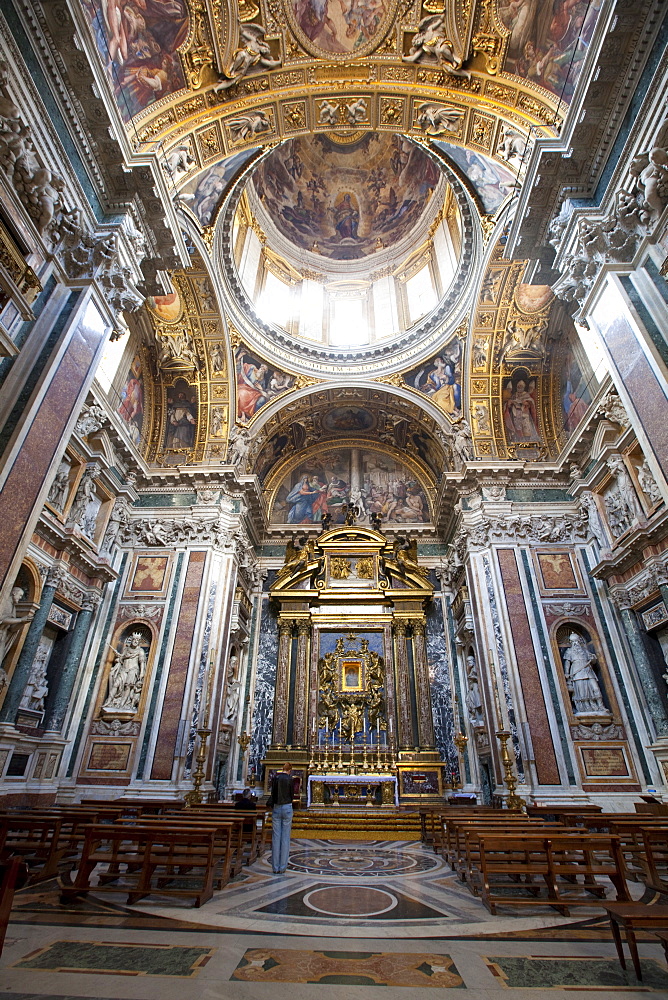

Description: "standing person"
268 762 294 874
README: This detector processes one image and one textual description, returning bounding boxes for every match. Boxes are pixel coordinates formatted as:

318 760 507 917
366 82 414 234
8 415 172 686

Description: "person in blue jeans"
268 762 294 874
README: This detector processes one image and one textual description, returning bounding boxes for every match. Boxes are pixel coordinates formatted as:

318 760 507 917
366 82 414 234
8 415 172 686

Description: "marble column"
272 619 293 748
392 619 414 749
43 593 101 733
411 619 436 749
619 606 668 738
292 619 311 748
0 565 64 724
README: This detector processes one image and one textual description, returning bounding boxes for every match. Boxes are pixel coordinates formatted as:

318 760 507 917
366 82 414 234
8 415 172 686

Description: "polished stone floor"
2 839 668 999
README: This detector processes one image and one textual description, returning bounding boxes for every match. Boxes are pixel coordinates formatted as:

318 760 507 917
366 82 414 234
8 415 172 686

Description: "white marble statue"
0 586 33 691
562 632 607 716
637 458 663 506
19 638 50 713
223 655 241 726
581 491 609 550
104 632 147 713
607 455 644 523
47 459 70 513
464 653 484 726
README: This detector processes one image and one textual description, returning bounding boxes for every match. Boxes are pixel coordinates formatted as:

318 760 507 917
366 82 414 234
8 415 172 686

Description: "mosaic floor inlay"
286 845 440 877
13 941 214 977
230 948 465 987
486 955 668 991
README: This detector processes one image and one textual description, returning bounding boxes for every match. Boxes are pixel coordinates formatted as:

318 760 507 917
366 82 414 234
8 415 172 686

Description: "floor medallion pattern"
132 839 624 938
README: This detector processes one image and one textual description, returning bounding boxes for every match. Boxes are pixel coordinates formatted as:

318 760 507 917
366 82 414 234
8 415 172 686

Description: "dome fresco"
248 133 443 261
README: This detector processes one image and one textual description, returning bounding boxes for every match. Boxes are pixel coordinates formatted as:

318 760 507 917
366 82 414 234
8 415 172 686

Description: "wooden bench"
59 822 235 907
469 832 629 915
0 816 70 883
603 903 668 981
526 803 603 825
177 807 267 865
0 857 28 957
118 814 247 878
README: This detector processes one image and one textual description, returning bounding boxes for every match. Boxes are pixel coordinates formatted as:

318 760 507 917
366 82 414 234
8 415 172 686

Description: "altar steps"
290 807 422 841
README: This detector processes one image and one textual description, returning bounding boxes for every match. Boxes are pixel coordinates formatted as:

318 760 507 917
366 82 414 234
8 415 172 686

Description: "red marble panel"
0 296 105 589
150 551 206 780
496 548 560 785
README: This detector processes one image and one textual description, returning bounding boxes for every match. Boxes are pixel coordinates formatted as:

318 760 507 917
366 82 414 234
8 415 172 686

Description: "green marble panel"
487 955 668 990
14 941 213 977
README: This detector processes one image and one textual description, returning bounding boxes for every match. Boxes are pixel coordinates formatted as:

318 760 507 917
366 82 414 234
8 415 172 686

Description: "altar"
307 773 398 807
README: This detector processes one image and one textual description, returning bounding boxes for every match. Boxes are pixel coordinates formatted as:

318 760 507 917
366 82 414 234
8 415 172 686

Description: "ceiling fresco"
498 0 602 102
432 140 516 214
81 0 189 122
249 133 443 260
179 147 259 225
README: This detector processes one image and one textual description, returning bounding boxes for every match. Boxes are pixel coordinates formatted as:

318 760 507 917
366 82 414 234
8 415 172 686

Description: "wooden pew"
0 816 70 883
117 814 247 878
177 806 267 865
59 822 235 907
641 828 668 895
0 857 28 957
469 831 629 915
525 803 603 826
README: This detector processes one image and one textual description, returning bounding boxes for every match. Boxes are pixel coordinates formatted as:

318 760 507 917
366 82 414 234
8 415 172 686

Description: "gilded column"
411 619 436 749
292 619 311 748
392 619 414 749
271 619 293 748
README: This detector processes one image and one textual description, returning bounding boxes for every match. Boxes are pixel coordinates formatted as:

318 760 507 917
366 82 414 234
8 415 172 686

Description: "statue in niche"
222 654 242 726
0 586 33 691
103 631 148 714
561 631 607 717
581 491 609 550
47 459 70 513
607 455 644 523
19 638 50 713
464 653 484 726
603 489 632 539
637 457 663 506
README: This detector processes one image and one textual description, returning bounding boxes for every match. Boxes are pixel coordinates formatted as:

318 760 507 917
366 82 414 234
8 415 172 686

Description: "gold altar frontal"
263 521 447 804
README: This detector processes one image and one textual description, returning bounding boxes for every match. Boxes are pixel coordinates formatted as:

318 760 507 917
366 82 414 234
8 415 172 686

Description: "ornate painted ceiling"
83 0 607 504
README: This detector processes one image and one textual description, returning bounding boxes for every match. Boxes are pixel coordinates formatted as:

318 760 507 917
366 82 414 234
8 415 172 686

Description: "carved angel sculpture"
403 16 471 78
215 25 281 93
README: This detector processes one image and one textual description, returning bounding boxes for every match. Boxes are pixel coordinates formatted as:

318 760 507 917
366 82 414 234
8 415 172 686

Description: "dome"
218 132 478 375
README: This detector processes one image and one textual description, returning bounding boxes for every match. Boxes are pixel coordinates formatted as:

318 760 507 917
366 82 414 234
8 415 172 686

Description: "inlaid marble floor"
136 838 647 939
3 839 668 999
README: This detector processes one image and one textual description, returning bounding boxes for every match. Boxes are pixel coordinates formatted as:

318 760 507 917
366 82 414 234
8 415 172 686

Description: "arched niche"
93 620 158 724
551 620 617 726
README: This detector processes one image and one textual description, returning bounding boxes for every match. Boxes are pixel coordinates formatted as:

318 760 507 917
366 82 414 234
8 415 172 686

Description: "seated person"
234 787 257 810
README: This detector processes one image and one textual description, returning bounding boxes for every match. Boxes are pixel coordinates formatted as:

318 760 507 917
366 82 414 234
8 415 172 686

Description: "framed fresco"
268 445 432 526
498 0 604 102
280 0 401 61
117 352 145 448
125 553 171 598
404 340 462 420
163 377 198 452
433 141 515 214
80 0 188 123
235 346 295 423
532 549 585 596
180 149 260 227
502 367 542 445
